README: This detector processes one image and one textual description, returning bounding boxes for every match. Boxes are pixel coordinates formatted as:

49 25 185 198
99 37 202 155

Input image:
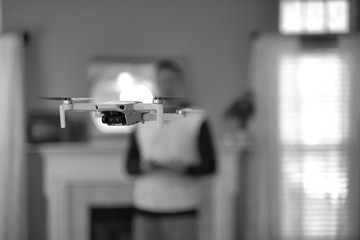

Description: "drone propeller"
152 96 186 104
154 96 186 100
38 97 96 102
39 96 186 104
181 108 206 113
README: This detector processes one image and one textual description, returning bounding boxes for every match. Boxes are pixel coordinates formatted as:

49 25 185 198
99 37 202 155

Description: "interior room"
1 0 359 240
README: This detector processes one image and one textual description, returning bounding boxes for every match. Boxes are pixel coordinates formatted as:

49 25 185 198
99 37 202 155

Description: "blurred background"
1 0 359 240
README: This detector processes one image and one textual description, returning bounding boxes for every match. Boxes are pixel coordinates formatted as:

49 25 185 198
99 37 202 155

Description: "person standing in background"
126 60 217 240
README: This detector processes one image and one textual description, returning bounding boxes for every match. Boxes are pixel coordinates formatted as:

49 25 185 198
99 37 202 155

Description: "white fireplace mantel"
40 142 133 240
39 141 242 240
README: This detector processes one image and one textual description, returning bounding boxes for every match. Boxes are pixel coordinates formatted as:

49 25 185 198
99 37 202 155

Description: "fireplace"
91 207 133 240
41 142 134 240
39 142 241 240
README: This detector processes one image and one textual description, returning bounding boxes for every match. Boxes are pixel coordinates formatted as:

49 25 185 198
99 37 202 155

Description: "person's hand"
151 160 187 173
140 160 164 172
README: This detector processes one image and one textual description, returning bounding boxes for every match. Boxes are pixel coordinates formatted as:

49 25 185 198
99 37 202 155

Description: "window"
278 0 352 237
280 0 350 34
279 49 350 238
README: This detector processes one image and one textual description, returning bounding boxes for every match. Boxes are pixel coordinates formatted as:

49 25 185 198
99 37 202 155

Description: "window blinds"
279 49 350 239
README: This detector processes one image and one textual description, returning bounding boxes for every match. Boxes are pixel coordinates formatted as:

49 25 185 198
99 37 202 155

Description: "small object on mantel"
223 90 255 152
224 90 255 130
222 127 253 152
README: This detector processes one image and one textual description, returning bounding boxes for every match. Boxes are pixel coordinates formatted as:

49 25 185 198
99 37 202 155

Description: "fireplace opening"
90 206 133 240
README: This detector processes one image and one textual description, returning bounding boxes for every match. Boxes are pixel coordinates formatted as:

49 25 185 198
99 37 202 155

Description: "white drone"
39 97 186 128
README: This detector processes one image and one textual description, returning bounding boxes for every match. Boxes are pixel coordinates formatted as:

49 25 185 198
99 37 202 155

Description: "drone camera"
101 111 127 125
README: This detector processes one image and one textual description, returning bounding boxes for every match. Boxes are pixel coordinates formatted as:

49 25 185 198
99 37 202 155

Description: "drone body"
41 97 186 128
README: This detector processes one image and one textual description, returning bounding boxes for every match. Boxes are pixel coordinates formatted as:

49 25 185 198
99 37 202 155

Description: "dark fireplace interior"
91 206 133 240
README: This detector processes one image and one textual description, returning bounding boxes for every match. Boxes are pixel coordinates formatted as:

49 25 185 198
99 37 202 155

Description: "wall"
4 0 278 138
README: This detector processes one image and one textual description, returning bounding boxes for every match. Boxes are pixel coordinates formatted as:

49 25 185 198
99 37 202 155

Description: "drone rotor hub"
153 97 163 104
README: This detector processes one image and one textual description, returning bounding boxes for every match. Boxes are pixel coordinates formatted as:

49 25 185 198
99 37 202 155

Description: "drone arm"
141 113 156 122
142 112 185 122
72 103 97 111
133 103 164 128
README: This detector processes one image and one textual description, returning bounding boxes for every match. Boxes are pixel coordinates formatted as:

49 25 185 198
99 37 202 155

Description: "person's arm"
126 130 165 175
185 121 217 176
125 131 143 175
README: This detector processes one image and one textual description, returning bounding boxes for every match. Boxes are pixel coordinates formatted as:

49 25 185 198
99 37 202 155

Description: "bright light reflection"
117 72 134 91
117 72 153 103
120 85 153 103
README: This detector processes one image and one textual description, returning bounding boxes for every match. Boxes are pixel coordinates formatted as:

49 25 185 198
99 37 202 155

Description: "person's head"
156 60 185 97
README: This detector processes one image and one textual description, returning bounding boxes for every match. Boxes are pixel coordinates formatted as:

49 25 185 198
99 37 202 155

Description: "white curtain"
0 34 26 240
340 36 360 240
246 34 297 240
246 34 360 240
